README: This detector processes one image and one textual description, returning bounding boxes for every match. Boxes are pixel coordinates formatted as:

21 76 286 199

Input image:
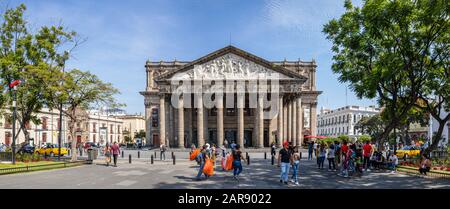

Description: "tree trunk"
70 117 77 162
425 120 446 155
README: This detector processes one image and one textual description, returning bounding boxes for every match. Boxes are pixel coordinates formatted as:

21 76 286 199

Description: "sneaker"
367 169 371 172
295 182 299 185
284 181 288 185
390 171 396 174
333 169 337 172
290 179 295 183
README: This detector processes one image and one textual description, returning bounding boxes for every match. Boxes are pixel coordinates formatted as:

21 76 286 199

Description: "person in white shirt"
388 153 398 173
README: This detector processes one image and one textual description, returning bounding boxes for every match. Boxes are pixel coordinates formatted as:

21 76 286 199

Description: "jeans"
113 154 118 166
160 151 165 160
233 160 242 176
308 150 313 160
328 158 335 170
419 167 430 175
291 161 300 182
280 162 290 182
196 161 208 179
318 156 325 168
388 163 396 171
363 156 370 169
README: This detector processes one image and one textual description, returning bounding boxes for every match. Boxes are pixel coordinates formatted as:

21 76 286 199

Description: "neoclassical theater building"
141 46 321 148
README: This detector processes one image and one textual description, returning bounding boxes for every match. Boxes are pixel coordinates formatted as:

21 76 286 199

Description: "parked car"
396 146 421 159
17 144 35 154
35 144 68 156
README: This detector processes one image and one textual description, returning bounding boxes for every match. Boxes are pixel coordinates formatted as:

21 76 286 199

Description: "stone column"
177 95 184 148
296 97 303 146
287 100 292 143
283 102 287 144
237 93 244 148
197 94 204 147
257 93 264 148
217 95 224 147
159 95 165 146
187 108 193 147
292 100 297 146
277 96 283 148
169 101 174 147
144 104 152 146
311 102 317 136
204 108 208 143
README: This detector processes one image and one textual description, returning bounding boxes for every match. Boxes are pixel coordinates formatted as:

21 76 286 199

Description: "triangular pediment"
155 46 307 82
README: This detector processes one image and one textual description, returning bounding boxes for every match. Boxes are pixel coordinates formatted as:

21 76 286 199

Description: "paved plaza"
0 151 449 189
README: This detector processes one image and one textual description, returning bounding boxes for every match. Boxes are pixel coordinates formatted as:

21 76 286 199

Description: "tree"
355 114 385 141
134 130 146 139
323 0 448 146
0 4 79 143
58 69 121 162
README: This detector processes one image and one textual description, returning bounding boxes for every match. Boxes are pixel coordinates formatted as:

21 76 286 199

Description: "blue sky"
7 0 376 114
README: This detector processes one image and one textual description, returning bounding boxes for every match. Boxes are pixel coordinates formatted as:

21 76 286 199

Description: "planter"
446 168 450 171
23 160 29 163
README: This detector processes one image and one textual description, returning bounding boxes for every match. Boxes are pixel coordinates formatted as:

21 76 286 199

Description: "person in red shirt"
111 141 120 167
363 141 372 171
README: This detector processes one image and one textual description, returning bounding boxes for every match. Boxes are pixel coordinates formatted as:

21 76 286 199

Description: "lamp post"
58 51 68 161
9 79 21 165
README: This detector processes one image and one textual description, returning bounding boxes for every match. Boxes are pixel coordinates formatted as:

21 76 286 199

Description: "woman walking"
318 143 326 169
290 146 301 185
103 143 112 167
232 144 246 181
327 144 336 171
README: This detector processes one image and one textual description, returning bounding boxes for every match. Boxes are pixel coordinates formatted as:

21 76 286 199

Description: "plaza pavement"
0 151 449 189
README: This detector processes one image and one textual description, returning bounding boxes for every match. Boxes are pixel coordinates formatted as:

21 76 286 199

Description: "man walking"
278 141 292 185
111 141 120 167
308 141 313 160
160 144 167 161
363 141 372 171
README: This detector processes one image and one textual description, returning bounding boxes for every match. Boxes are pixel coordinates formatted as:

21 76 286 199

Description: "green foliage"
32 152 41 161
358 135 372 143
124 136 132 143
134 130 146 139
323 0 449 145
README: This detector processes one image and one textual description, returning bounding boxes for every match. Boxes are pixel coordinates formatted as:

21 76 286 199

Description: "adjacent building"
0 108 124 147
116 114 145 142
317 105 381 139
141 46 321 148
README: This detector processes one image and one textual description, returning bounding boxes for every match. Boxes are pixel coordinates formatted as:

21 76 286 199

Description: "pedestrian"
191 144 196 152
211 144 217 168
195 145 210 181
327 143 336 171
363 141 372 172
318 143 326 169
387 152 398 174
278 141 292 185
334 141 341 168
313 141 318 158
308 141 314 160
290 146 301 185
232 144 246 181
419 154 432 175
354 146 364 177
111 141 120 167
230 141 237 150
103 143 111 167
224 139 228 149
160 143 167 161
271 142 276 156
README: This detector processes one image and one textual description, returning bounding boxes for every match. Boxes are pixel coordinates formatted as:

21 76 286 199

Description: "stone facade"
141 46 321 148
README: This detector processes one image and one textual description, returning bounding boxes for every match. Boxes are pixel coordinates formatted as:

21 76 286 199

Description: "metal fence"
0 152 12 161
0 160 86 175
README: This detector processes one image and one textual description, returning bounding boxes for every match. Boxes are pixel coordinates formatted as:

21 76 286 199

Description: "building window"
93 134 96 143
93 123 96 132
5 132 11 145
42 117 48 130
110 124 114 134
42 132 47 142
152 108 159 127
4 115 12 129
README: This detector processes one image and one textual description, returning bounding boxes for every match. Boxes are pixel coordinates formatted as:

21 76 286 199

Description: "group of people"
191 141 245 181
102 141 120 167
307 140 402 178
277 141 301 185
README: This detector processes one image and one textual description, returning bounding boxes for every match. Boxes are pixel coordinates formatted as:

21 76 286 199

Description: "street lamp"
9 79 21 165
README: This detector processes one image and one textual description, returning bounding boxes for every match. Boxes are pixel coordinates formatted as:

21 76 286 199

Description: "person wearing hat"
278 141 293 185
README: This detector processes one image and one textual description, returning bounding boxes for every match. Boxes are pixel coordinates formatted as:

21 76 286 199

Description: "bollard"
171 151 174 159
129 154 132 164
300 152 302 159
246 152 248 159
151 155 154 164
138 151 140 159
264 152 267 159
122 150 124 158
154 151 157 158
271 155 275 165
173 155 176 165
247 155 250 165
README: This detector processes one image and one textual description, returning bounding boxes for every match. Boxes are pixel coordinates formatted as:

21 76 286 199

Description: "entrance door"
264 130 269 147
225 130 237 145
208 129 217 145
244 130 252 148
192 130 198 147
153 134 159 147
